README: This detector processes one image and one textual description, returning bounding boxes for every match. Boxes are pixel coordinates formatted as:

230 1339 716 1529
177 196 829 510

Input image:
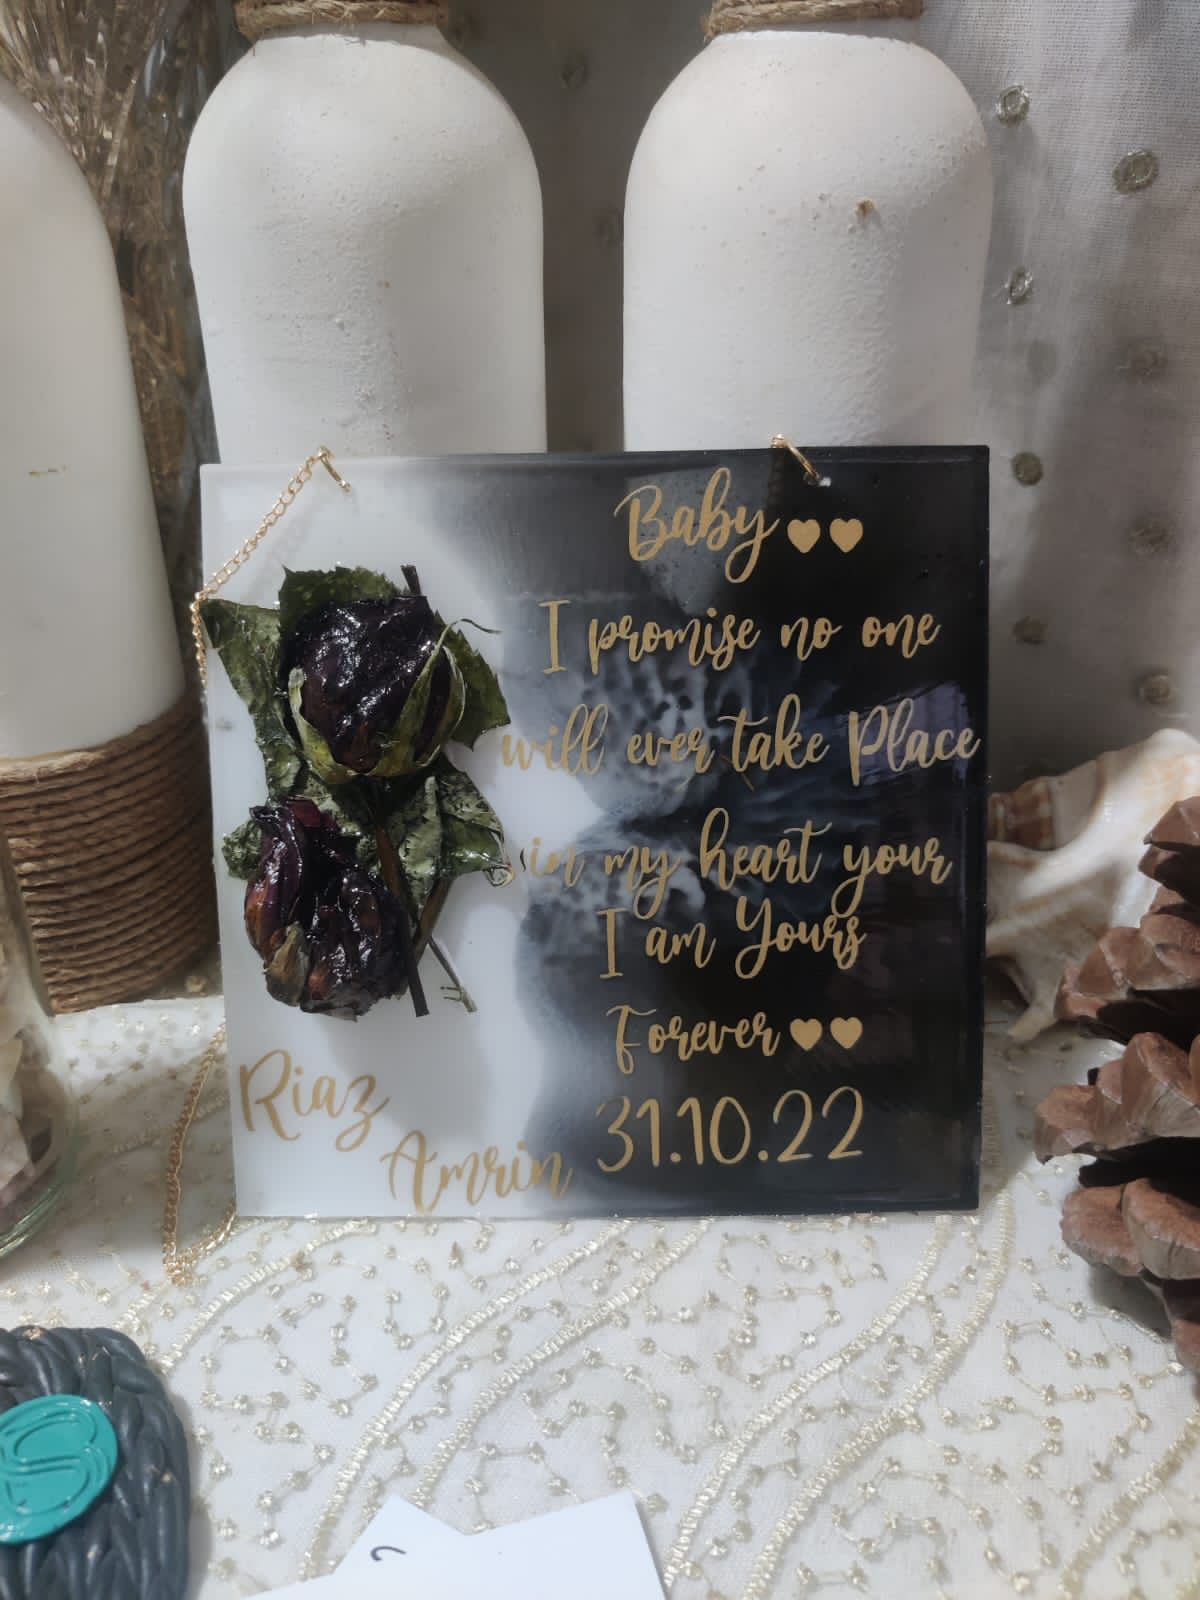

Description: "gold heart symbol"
831 1018 864 1050
787 518 821 554
790 1019 823 1051
830 518 864 554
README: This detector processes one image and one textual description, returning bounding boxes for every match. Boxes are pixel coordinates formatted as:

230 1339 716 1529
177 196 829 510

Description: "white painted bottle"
184 0 546 463
0 78 184 759
624 0 993 449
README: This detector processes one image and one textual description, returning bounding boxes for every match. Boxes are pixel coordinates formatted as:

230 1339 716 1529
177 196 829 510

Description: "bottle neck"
705 0 922 35
249 20 447 45
709 19 919 41
235 1 448 45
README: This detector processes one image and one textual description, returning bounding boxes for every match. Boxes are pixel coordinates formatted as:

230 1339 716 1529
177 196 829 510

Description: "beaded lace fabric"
0 993 1188 1598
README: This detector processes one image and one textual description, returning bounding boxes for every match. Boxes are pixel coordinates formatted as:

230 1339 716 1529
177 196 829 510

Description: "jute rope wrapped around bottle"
706 0 923 33
0 698 215 1013
235 0 448 39
0 79 216 1014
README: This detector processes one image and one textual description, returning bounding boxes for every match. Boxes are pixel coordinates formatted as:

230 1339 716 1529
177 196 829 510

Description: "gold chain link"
770 434 823 486
189 446 351 686
167 448 352 1285
162 1023 238 1286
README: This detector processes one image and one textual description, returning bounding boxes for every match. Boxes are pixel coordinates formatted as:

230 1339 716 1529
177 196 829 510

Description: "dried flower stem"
426 933 478 1014
407 875 479 1014
373 824 429 1018
373 828 478 1015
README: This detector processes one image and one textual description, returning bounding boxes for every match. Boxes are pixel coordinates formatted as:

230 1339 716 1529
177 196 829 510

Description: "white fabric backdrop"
458 0 1200 784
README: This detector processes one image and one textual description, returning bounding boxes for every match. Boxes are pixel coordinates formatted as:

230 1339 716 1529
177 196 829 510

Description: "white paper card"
342 1493 663 1596
263 1493 664 1599
339 1498 465 1567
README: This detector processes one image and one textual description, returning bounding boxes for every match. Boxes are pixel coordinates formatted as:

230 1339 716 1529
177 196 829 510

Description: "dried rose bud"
283 597 465 785
244 799 409 1020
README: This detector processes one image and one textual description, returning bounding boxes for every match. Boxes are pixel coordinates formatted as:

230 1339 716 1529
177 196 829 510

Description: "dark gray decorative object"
0 1327 189 1600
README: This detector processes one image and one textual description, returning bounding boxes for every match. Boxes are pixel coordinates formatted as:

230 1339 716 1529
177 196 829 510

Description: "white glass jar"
184 5 547 461
624 1 993 448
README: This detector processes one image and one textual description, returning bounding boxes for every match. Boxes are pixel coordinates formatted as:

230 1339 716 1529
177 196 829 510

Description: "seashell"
988 756 1118 851
987 730 1200 1042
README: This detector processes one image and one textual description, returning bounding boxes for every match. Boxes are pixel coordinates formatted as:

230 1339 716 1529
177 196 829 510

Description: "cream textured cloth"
0 992 1187 1598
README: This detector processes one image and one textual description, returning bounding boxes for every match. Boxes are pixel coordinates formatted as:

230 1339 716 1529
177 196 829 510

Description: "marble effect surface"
0 992 1191 1597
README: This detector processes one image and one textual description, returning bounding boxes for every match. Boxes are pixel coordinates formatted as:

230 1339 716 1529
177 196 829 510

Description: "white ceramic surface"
0 78 183 757
184 22 547 463
623 24 993 449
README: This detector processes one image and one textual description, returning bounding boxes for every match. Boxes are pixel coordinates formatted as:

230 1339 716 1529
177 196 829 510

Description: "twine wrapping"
0 695 216 1013
236 0 449 39
706 0 923 34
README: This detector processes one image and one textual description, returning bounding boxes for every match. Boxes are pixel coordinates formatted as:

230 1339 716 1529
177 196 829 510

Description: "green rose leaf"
287 666 362 787
385 775 444 916
372 629 467 778
366 757 508 918
200 599 301 798
434 759 509 882
278 566 400 640
443 626 510 748
222 817 263 880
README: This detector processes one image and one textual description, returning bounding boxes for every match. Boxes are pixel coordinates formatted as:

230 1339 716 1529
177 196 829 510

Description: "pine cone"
1057 798 1200 1049
1037 799 1200 1369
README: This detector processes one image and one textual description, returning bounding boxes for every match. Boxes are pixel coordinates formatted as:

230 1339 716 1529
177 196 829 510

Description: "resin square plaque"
203 447 988 1219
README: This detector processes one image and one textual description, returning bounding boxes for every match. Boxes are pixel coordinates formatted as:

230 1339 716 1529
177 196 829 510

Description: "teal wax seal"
0 1396 119 1544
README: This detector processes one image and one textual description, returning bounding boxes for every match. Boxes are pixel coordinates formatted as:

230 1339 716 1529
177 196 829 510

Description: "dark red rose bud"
244 799 409 1020
283 598 465 784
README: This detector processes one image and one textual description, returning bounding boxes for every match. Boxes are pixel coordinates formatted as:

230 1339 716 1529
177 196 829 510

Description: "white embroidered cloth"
0 993 1192 1599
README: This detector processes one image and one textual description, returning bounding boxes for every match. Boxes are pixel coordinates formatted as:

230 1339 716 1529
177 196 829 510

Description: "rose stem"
373 823 430 1018
386 866 478 1016
426 931 478 1015
397 560 479 1012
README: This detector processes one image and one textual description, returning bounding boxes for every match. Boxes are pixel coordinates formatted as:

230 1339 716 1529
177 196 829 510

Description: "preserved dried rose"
205 565 512 1020
244 799 410 1020
284 596 465 785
